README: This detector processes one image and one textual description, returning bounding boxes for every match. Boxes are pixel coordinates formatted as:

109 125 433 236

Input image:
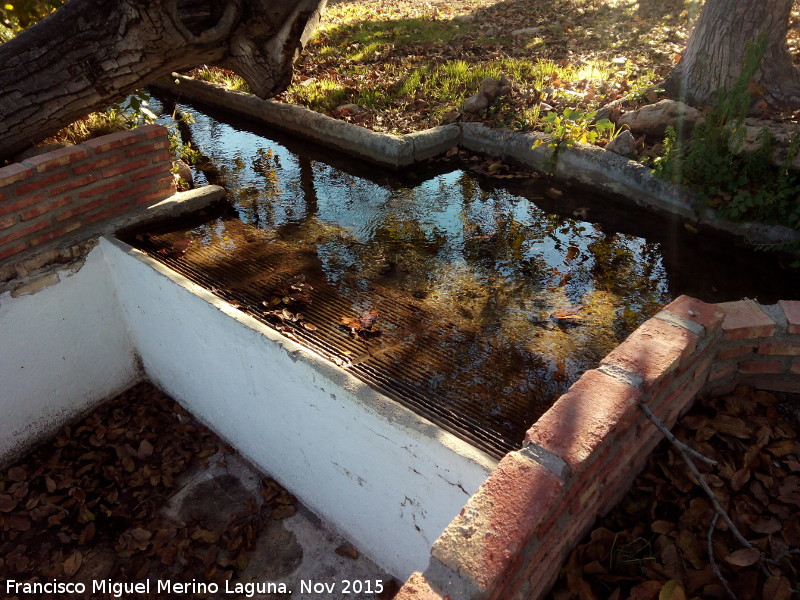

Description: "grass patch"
186 0 679 134
294 78 348 112
314 16 466 63
44 111 129 146
192 66 249 93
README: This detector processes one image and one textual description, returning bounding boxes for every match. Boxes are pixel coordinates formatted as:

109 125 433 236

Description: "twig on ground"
640 402 772 578
640 403 717 466
641 403 749 546
708 511 737 600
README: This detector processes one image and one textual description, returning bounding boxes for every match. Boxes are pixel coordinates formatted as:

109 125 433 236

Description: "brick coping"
395 295 799 600
0 125 225 293
0 125 175 266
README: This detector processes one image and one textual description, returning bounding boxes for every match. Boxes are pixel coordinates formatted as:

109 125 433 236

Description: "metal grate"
119 210 555 460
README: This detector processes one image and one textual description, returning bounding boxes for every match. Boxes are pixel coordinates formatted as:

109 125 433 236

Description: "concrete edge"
153 75 461 169
153 75 800 246
99 235 499 476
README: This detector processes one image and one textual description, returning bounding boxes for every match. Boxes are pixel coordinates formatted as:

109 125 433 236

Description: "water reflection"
144 96 796 451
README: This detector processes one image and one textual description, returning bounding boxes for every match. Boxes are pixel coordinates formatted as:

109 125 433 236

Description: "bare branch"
640 403 716 465
708 512 737 600
640 402 749 547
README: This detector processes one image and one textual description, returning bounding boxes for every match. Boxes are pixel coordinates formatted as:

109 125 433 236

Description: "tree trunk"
0 0 326 161
663 0 800 110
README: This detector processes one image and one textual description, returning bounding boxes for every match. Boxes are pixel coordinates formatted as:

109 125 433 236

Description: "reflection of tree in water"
184 111 671 412
277 163 669 334
324 174 668 407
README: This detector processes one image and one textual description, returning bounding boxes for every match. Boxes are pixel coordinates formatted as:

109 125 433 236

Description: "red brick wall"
0 124 175 263
395 296 800 600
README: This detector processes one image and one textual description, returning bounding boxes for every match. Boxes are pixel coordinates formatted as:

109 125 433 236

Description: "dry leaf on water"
158 239 190 258
341 308 380 337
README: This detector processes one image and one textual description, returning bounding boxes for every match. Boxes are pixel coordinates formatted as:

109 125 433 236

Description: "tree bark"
0 0 326 161
663 0 800 110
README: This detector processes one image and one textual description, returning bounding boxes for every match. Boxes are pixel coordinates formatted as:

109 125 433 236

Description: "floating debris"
158 238 190 258
550 305 585 324
341 308 380 339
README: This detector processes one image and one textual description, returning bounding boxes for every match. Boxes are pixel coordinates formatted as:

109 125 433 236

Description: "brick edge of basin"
395 295 800 600
0 125 225 293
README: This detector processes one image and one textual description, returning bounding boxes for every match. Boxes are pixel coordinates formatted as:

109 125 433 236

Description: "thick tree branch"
167 0 242 45
0 0 327 161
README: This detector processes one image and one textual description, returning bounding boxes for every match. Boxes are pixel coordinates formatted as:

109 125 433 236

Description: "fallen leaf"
763 575 793 600
78 505 95 523
551 305 585 322
709 414 750 438
676 529 704 570
63 551 82 576
651 520 674 535
0 494 17 513
630 580 661 600
658 580 686 600
749 517 781 535
7 466 26 481
192 528 220 543
137 439 154 459
121 455 136 473
335 544 359 560
767 439 799 456
730 467 750 491
723 547 760 567
79 522 96 545
8 514 30 531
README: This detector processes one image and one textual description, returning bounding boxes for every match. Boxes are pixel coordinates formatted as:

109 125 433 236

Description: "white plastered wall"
100 236 494 579
0 245 140 463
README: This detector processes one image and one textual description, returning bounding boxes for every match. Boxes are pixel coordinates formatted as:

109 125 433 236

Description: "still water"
141 94 799 453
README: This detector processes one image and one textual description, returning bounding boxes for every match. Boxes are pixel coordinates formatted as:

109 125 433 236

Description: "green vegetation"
190 0 678 134
534 108 619 150
192 66 250 93
652 39 800 233
45 90 156 145
197 56 649 135
0 0 63 41
42 111 129 146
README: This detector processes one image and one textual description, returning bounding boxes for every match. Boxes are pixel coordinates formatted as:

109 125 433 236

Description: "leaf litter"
546 386 800 600
0 382 307 598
